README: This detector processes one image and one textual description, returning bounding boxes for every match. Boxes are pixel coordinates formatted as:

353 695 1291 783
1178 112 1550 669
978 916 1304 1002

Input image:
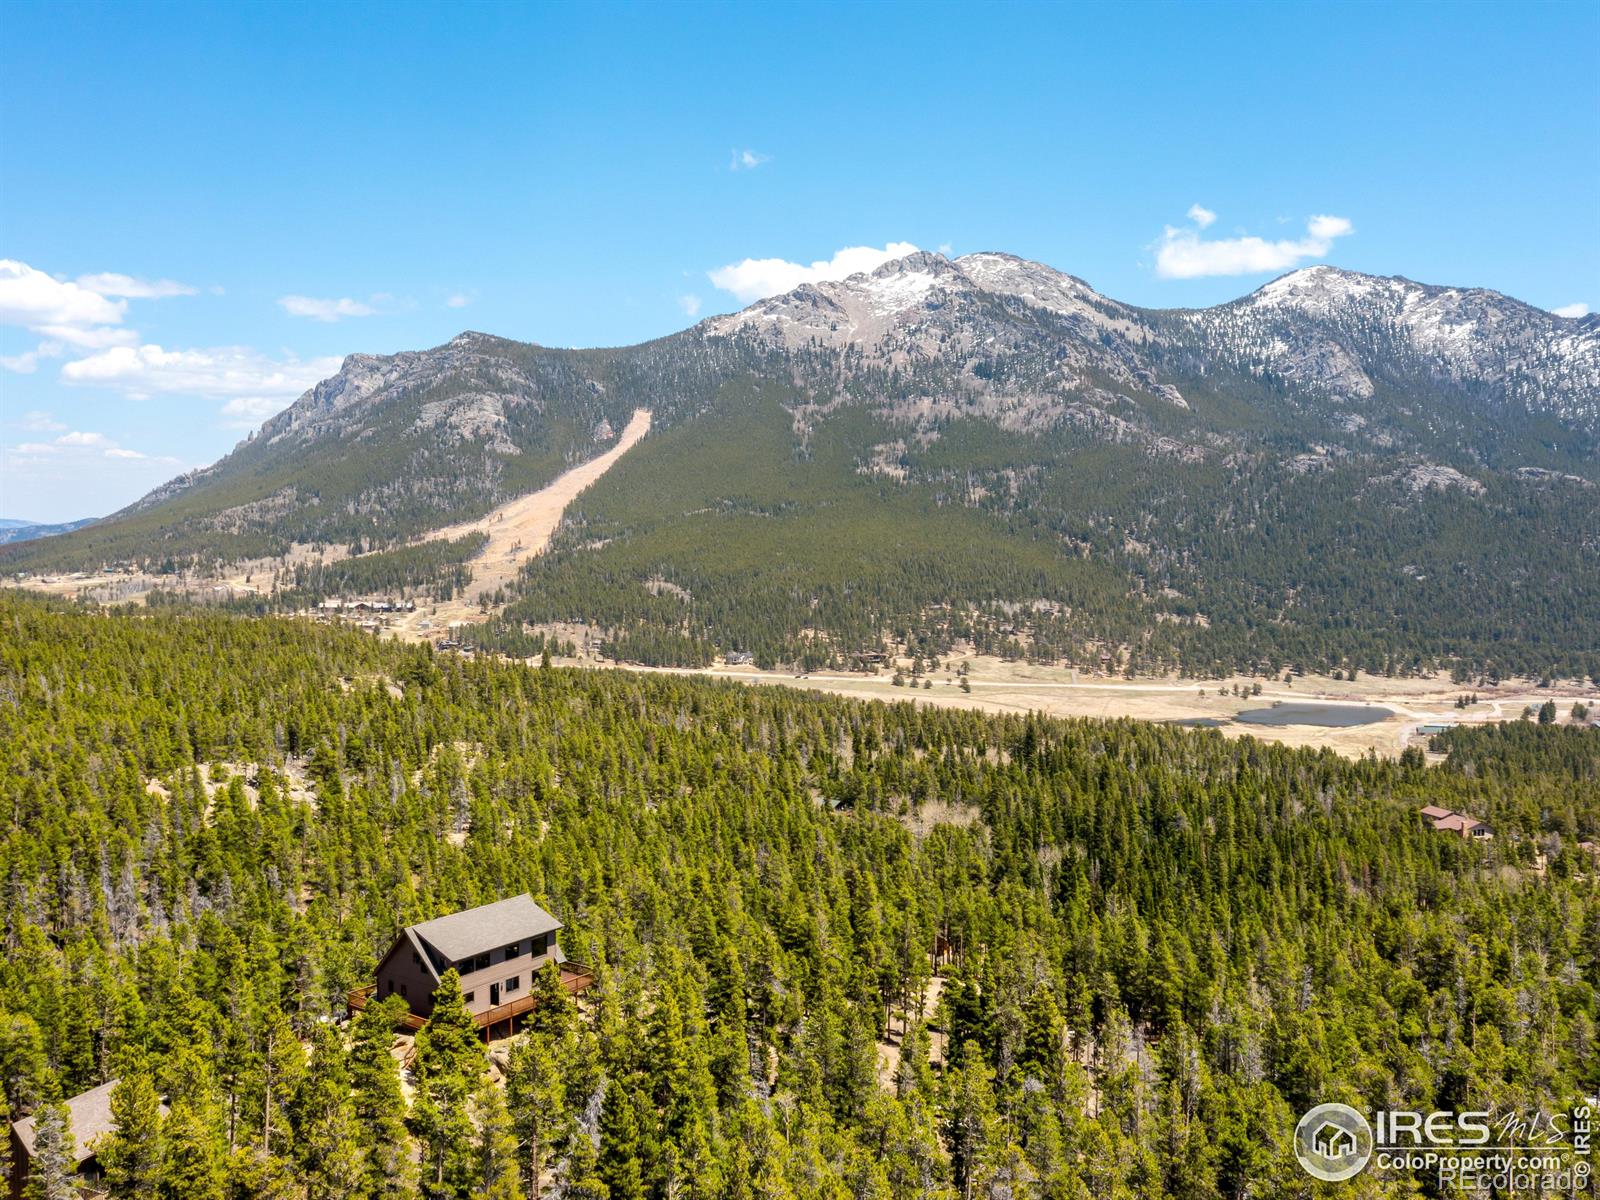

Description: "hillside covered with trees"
0 593 1596 1198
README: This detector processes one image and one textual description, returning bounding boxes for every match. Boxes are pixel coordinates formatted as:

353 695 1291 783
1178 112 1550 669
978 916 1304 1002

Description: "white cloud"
219 396 291 429
1187 204 1217 229
278 294 379 322
56 430 112 447
61 343 343 402
16 410 66 432
677 294 702 318
74 272 197 299
708 241 921 303
0 260 126 329
0 260 196 371
1306 214 1353 240
31 324 138 350
7 429 161 462
445 293 471 309
1552 302 1589 319
2 433 178 511
1 348 44 373
729 148 771 171
1153 211 1355 279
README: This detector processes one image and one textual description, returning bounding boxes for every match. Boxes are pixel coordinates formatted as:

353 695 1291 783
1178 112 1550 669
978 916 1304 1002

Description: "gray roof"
409 894 562 965
12 1079 148 1163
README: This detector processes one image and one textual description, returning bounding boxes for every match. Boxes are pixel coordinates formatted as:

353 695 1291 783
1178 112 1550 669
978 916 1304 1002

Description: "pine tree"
473 1080 524 1200
411 971 486 1198
597 1082 646 1200
98 1069 165 1197
349 996 416 1200
157 1095 227 1200
505 1032 568 1199
23 1100 75 1200
525 961 577 1041
0 1087 13 1191
562 1129 607 1200
941 1041 998 1200
296 1027 367 1200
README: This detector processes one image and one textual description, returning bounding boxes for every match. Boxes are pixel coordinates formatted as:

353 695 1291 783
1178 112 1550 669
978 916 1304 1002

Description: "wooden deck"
347 961 595 1040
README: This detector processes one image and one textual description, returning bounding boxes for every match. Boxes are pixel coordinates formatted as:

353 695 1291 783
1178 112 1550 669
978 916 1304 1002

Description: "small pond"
1234 703 1393 728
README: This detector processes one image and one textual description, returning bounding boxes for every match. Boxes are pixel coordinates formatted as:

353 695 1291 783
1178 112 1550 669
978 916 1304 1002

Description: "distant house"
1417 722 1456 735
1419 805 1492 840
354 894 593 1039
724 651 754 666
9 1079 163 1199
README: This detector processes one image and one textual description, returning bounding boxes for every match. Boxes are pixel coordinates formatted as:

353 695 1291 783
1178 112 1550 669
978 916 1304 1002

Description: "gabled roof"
408 894 562 966
1419 805 1453 819
11 1079 163 1163
1432 813 1485 833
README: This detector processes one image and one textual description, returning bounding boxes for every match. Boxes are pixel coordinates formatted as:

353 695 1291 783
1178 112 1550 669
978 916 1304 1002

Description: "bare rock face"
1377 462 1489 498
1186 264 1600 423
708 251 1598 443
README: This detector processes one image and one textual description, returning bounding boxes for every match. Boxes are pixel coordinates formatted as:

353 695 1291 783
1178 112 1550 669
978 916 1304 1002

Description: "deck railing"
347 961 595 1035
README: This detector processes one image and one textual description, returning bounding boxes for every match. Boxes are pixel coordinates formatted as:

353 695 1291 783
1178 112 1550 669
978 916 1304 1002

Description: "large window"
507 942 520 957
505 975 520 993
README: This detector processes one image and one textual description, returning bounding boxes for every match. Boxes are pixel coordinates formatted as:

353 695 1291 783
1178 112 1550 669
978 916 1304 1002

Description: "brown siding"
375 935 443 1020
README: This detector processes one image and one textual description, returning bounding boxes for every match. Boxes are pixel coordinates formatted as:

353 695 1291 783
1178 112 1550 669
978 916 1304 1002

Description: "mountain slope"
0 517 97 545
7 252 1597 678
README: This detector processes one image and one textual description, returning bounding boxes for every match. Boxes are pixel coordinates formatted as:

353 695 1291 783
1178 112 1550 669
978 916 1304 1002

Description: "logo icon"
1295 1103 1373 1181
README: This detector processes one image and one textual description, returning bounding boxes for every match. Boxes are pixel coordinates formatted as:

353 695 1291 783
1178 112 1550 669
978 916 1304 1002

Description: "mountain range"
0 517 98 546
7 252 1597 679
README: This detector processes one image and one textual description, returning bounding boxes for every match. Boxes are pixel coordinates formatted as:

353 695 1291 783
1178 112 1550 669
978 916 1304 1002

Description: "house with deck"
352 894 593 1040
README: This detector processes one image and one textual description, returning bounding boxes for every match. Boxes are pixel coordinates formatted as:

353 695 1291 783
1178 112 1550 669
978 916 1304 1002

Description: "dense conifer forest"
488 387 1600 682
1 593 1596 1198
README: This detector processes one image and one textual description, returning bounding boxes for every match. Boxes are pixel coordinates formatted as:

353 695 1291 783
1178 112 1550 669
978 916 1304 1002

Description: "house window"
463 991 475 1004
400 984 407 997
412 952 420 965
507 942 520 957
475 953 491 971
504 975 520 993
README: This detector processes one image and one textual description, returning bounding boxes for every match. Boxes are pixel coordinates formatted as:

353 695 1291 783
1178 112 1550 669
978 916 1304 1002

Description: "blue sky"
3 0 1597 523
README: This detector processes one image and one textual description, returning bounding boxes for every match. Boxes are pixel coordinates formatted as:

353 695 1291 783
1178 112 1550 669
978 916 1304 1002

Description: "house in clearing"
9 1079 165 1199
1419 804 1492 840
352 894 593 1040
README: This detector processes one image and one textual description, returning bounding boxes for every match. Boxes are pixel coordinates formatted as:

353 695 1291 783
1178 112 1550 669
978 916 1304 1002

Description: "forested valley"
1 593 1597 1199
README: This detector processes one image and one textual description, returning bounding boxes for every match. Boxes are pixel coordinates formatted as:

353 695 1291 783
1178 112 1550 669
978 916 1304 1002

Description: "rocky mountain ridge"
6 251 1595 648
